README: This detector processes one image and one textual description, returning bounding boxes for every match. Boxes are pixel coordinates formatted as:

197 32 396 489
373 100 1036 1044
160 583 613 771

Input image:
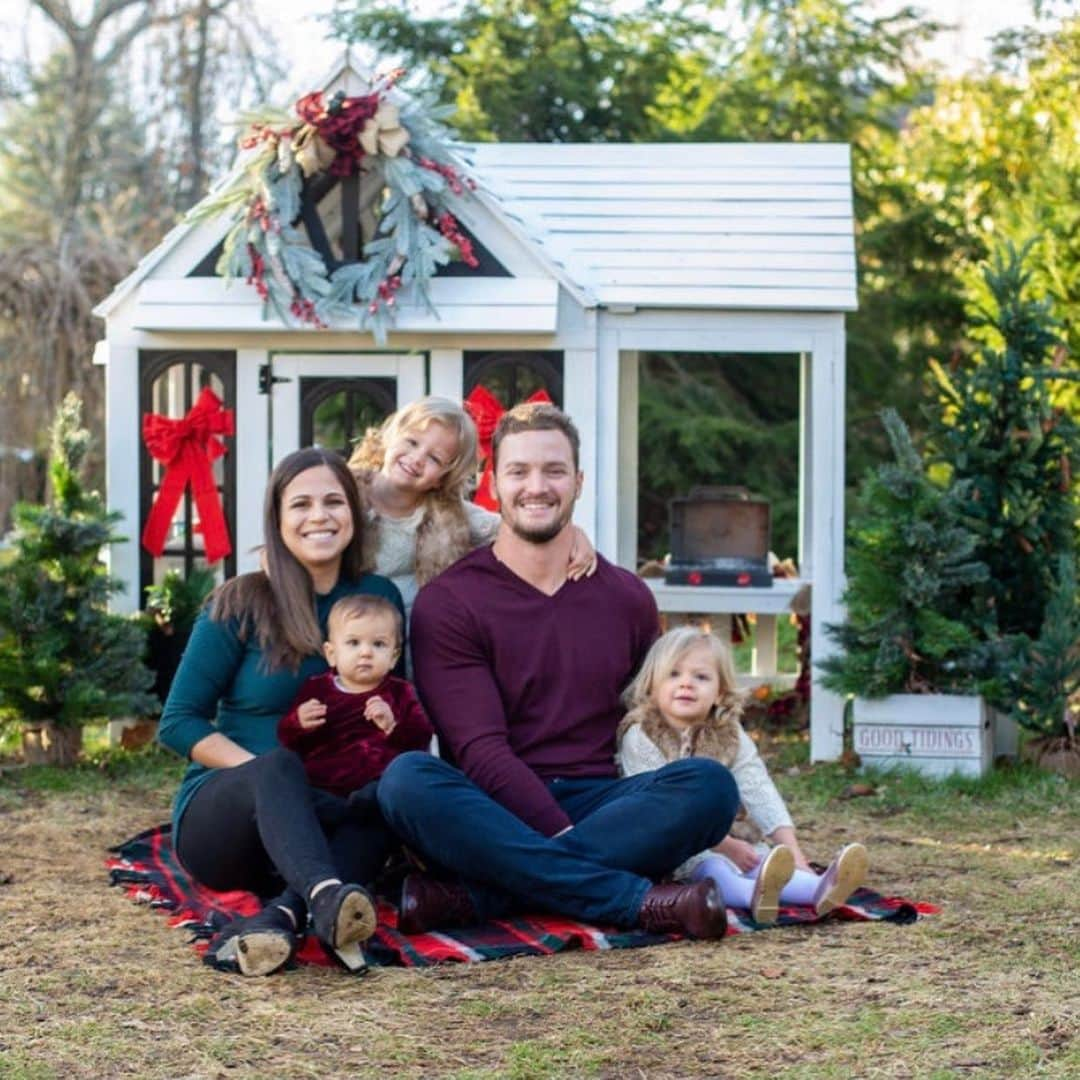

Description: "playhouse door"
270 353 426 461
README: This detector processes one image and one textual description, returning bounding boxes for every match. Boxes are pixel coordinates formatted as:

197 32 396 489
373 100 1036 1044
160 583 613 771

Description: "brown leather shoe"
638 879 728 939
398 873 480 935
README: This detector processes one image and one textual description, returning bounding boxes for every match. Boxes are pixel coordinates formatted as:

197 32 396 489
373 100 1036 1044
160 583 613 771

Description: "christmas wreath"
190 70 478 342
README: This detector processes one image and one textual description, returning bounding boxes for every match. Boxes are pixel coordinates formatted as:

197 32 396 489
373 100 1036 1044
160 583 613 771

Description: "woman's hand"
567 526 598 580
189 732 256 770
712 836 761 873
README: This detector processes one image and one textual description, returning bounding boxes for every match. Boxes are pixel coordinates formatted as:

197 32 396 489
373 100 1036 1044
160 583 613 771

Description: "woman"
158 447 404 976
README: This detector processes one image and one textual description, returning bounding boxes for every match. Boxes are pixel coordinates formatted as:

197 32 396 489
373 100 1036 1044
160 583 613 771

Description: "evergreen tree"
929 245 1079 733
0 395 156 750
821 408 989 697
981 556 1080 739
929 246 1078 639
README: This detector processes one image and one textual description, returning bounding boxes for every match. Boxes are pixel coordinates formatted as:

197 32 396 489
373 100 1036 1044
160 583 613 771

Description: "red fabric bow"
464 385 552 510
141 387 235 564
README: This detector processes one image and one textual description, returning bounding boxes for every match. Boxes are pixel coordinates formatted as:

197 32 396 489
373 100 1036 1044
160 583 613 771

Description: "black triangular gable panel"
188 176 511 279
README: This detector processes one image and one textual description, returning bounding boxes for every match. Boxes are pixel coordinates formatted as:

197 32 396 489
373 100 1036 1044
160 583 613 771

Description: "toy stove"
664 486 773 588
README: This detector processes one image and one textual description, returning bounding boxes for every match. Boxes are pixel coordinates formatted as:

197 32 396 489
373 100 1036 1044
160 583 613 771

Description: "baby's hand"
297 699 327 730
365 696 396 734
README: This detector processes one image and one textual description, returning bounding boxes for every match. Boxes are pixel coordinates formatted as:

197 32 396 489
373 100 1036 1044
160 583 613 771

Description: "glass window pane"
312 393 347 452
349 394 389 444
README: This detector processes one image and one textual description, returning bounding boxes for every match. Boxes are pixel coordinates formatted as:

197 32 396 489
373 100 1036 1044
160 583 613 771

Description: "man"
377 403 738 937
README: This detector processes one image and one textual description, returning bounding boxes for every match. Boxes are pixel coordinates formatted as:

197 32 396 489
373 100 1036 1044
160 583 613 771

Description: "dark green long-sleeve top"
158 572 403 846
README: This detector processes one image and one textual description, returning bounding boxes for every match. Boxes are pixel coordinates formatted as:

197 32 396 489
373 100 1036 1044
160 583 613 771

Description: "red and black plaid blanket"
108 825 937 971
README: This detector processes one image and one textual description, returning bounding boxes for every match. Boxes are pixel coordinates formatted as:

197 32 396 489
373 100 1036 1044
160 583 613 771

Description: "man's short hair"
326 594 403 647
491 402 581 471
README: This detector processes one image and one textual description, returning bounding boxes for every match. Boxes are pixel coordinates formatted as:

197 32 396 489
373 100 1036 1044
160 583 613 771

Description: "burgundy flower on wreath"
192 68 480 343
295 90 381 176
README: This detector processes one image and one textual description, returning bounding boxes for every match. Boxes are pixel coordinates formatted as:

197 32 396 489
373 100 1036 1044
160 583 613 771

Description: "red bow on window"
141 387 235 564
464 385 552 510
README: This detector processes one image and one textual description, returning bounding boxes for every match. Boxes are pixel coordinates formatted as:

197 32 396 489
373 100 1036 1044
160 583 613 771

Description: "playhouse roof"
468 142 857 311
94 75 856 321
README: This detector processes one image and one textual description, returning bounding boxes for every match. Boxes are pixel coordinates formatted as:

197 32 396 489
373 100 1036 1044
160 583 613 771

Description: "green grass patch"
0 1054 59 1080
760 726 1079 834
0 741 183 799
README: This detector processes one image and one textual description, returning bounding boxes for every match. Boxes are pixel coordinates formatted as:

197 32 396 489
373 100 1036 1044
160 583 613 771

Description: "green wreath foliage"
190 73 479 343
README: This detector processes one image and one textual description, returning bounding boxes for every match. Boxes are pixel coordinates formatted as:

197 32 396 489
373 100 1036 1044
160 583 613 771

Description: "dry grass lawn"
0 735 1077 1079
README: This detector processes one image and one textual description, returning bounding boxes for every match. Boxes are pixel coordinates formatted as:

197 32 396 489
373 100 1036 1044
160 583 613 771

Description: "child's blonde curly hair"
623 626 740 713
348 397 481 585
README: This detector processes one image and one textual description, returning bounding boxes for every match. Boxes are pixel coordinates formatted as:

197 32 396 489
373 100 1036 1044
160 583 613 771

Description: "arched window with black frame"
139 350 237 598
463 351 564 409
300 375 397 458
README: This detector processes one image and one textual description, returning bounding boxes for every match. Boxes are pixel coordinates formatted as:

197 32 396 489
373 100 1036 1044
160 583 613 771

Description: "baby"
277 594 433 798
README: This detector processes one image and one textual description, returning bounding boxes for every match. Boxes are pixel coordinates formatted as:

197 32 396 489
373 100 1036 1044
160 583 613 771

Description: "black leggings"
175 747 393 904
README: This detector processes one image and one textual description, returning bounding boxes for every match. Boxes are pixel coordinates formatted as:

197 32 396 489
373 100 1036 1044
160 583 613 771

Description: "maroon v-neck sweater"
411 547 660 836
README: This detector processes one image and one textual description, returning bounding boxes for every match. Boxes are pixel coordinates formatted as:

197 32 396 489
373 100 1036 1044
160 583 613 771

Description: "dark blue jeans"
377 752 739 927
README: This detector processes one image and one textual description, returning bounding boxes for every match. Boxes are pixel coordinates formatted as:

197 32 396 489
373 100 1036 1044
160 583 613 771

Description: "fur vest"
617 694 747 767
353 468 474 587
618 694 761 842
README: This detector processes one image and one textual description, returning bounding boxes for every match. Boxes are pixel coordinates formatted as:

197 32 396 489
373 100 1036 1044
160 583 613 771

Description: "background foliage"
1 0 1077 571
0 394 156 733
332 0 1079 560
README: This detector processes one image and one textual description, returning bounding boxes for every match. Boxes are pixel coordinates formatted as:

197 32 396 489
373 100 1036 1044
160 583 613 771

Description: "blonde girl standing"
617 627 868 924
348 396 594 627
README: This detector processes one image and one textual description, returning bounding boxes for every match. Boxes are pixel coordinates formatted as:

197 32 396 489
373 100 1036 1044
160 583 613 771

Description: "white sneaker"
812 843 869 917
750 845 796 925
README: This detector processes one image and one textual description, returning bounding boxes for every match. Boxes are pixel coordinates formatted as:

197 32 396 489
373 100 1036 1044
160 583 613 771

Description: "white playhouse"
93 54 857 760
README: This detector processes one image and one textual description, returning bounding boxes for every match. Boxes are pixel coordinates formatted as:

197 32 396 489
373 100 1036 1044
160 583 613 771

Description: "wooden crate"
852 694 993 778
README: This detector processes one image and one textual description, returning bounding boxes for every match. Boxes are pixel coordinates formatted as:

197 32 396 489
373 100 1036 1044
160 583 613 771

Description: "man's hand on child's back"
297 699 327 729
365 696 396 734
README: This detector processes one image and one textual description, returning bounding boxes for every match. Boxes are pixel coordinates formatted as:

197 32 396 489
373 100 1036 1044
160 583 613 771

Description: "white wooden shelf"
643 577 810 680
643 577 809 615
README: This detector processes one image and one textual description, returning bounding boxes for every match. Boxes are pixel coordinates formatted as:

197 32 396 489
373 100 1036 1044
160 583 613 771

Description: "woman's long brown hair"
209 448 370 672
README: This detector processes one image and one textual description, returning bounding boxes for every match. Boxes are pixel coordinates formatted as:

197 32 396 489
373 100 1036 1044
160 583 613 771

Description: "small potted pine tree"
0 394 157 765
820 409 995 777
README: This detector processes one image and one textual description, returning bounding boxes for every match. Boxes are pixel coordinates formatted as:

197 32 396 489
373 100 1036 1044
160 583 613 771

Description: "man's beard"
503 501 573 545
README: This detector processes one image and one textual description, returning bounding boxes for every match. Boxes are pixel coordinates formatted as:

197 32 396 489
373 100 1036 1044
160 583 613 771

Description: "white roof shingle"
469 142 857 311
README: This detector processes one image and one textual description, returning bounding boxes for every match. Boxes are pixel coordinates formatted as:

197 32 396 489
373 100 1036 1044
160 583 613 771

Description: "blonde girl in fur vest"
348 396 594 631
617 627 868 925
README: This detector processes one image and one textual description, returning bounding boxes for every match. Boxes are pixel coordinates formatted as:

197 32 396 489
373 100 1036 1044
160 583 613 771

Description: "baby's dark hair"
326 594 403 649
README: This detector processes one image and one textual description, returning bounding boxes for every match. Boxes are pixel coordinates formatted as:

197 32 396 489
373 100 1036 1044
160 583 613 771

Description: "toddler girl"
617 626 868 924
348 396 594 628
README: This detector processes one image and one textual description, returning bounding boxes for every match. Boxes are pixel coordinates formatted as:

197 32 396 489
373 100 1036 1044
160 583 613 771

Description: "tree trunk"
1023 734 1080 780
21 723 84 766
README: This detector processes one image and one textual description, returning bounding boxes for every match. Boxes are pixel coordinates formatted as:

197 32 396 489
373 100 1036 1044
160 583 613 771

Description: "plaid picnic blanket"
107 825 937 970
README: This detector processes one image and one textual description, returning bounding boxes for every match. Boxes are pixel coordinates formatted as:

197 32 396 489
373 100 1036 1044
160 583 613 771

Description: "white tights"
690 851 822 909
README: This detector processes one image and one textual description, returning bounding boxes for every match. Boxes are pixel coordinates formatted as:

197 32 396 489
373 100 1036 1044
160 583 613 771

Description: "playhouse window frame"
138 349 237 600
